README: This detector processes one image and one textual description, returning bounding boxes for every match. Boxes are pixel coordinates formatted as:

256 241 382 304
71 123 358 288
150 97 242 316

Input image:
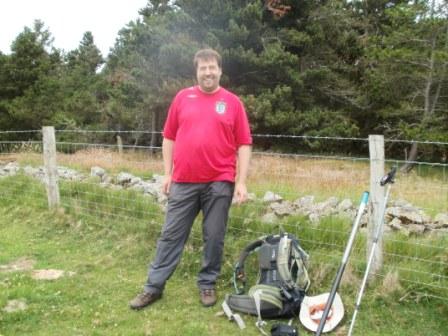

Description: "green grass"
0 176 447 335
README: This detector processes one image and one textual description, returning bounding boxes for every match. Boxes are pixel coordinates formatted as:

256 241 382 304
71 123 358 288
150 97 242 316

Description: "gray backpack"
225 233 310 319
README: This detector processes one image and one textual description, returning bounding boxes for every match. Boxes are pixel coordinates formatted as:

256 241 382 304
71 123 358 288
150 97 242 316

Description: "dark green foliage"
0 21 105 139
0 1 447 159
0 21 62 131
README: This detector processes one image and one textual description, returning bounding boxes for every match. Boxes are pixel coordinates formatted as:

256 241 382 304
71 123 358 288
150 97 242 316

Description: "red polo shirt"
163 86 252 183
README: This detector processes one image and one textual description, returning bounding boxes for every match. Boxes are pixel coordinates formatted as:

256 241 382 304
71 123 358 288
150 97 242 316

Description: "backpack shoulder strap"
277 234 311 292
290 238 311 292
233 236 266 294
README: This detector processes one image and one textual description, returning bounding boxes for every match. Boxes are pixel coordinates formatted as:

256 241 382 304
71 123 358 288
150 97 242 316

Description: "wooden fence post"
368 135 385 277
42 126 60 209
116 135 123 155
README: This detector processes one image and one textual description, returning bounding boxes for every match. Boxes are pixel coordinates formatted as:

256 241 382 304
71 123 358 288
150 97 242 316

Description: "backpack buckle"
270 323 298 336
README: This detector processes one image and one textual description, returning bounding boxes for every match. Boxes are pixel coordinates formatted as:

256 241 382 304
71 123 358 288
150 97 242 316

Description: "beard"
198 75 220 93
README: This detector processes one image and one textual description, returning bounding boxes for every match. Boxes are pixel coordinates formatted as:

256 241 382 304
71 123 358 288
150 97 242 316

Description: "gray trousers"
144 181 234 294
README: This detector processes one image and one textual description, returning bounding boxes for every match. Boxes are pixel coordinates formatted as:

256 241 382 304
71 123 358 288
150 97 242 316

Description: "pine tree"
0 20 63 131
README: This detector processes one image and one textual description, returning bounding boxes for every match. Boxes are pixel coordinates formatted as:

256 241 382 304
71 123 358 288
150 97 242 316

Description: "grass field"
0 173 448 336
0 153 448 336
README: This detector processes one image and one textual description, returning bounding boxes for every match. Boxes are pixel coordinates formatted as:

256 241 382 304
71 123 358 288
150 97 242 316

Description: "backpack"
225 233 310 320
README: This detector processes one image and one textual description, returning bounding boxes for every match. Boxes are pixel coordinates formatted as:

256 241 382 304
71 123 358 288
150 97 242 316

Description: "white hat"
299 292 344 333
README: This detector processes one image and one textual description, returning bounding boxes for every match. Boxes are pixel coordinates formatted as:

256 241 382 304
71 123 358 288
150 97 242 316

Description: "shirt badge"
215 101 227 115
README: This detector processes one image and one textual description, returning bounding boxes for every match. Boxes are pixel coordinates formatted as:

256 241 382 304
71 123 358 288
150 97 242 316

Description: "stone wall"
1 162 447 236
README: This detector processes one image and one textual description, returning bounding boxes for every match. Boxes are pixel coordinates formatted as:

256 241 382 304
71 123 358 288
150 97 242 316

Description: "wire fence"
0 129 447 305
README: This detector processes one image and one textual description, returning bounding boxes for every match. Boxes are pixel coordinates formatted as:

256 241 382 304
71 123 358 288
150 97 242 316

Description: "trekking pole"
347 167 396 336
315 191 370 336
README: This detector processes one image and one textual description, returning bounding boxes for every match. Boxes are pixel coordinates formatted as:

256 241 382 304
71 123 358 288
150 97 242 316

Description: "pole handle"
380 167 397 186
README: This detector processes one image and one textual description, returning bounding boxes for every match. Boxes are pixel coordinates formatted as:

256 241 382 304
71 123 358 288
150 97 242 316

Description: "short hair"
193 49 222 69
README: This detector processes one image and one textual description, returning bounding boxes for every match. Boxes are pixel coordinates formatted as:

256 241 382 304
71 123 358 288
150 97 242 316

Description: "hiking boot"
199 288 217 307
129 291 162 310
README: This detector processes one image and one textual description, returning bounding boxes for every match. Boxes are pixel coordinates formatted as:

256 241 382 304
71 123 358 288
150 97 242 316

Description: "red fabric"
163 86 252 183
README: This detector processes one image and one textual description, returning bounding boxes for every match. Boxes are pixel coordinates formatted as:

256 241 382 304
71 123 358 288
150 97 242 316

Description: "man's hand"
234 182 248 205
162 175 172 195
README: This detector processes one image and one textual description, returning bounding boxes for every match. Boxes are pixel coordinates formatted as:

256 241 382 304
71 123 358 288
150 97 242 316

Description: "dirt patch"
0 257 36 273
31 269 75 280
3 299 27 313
0 258 75 281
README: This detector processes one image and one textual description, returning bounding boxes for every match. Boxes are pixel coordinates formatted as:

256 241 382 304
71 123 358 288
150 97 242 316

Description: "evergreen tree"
105 1 197 147
0 20 63 131
0 0 446 159
175 0 363 150
57 32 105 128
360 0 448 161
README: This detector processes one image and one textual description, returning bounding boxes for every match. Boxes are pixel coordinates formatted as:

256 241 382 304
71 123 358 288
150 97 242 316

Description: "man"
130 48 252 309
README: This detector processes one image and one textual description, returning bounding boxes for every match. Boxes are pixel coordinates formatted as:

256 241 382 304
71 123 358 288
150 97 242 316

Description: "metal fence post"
42 126 60 209
368 134 385 277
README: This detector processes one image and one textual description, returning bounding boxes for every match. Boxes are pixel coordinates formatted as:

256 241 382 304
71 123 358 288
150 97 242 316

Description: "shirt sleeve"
234 98 252 146
163 92 180 141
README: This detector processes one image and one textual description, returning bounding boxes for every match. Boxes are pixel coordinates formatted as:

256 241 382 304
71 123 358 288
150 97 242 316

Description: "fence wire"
0 130 447 306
